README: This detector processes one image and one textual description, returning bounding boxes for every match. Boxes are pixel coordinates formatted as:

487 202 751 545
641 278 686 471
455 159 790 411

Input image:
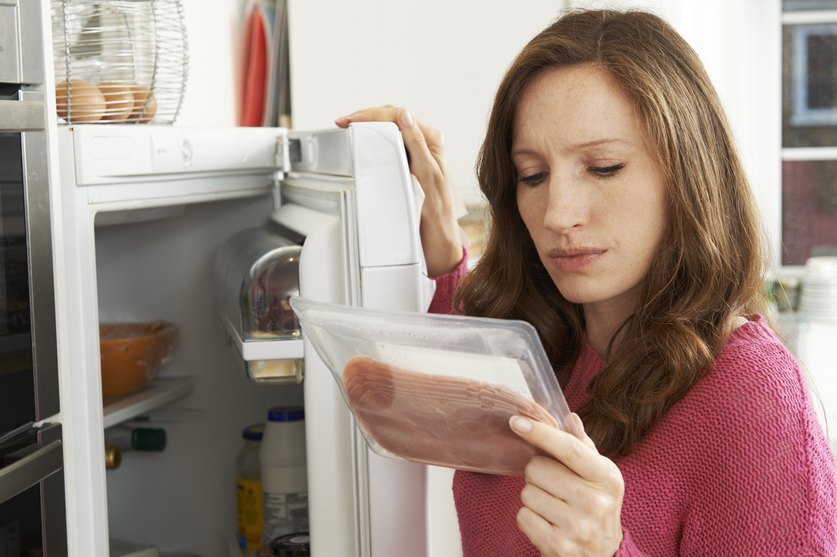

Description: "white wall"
285 0 566 206
176 0 242 127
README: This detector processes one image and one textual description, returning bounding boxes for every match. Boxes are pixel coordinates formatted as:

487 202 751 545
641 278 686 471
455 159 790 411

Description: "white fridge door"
273 122 459 557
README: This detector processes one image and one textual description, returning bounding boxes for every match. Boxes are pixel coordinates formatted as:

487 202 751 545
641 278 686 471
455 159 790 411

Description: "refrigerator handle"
0 438 63 504
20 91 61 421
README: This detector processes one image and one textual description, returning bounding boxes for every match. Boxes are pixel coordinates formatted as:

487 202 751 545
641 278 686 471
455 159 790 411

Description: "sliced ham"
342 354 559 476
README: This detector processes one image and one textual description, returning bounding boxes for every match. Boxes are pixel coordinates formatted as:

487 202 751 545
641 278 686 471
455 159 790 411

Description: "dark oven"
0 0 67 555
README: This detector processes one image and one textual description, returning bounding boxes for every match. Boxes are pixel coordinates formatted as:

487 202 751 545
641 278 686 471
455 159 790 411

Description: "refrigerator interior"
94 193 303 555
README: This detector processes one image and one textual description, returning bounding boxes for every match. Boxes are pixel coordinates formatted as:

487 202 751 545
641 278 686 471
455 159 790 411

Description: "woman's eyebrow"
511 138 631 158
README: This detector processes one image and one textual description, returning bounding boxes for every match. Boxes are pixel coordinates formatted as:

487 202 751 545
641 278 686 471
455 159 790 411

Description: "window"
781 0 837 265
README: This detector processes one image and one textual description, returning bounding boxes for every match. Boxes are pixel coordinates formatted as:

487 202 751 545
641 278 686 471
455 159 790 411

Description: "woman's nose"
542 177 587 232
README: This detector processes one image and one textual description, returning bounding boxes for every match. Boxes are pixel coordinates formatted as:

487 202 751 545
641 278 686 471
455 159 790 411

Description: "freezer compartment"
68 125 287 186
214 226 305 384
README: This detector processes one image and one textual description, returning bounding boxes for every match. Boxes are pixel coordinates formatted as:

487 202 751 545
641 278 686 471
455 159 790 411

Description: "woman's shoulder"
703 314 802 398
660 315 837 557
676 314 825 458
674 314 815 438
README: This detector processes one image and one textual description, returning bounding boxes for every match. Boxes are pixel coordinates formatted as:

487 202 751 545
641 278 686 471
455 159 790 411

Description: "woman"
336 9 837 557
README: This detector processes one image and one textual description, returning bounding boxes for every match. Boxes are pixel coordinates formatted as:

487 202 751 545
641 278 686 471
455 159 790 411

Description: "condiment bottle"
103 425 166 470
259 406 308 543
237 424 265 556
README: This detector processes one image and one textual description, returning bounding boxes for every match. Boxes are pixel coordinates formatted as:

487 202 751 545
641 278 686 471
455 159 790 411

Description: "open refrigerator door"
216 122 451 556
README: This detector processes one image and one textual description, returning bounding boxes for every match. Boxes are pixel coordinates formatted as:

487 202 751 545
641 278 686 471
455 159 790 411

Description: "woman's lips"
546 248 606 272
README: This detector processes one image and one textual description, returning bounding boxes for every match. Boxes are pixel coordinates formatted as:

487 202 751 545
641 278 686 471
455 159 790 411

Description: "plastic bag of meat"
289 296 572 476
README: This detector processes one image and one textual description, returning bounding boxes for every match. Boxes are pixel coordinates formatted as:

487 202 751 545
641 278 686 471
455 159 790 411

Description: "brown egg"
98 81 136 122
55 79 106 123
129 85 158 124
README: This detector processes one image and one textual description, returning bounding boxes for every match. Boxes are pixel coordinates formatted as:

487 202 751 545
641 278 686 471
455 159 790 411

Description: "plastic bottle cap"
242 423 265 441
267 406 304 422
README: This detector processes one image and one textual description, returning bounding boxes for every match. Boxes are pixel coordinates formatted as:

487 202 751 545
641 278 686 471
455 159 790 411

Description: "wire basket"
51 0 188 125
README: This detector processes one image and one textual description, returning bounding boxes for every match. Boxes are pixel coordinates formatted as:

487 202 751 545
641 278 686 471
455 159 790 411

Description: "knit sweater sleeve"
427 244 469 316
615 530 649 556
679 322 837 555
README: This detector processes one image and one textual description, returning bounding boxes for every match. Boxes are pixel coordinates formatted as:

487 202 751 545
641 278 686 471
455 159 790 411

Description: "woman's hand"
510 413 625 557
335 106 464 278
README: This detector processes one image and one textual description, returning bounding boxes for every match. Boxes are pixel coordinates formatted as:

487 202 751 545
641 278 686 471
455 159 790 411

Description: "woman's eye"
517 172 547 187
589 163 625 178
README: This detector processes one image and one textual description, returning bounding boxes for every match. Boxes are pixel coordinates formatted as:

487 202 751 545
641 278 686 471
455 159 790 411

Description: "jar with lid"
259 406 308 543
237 423 265 556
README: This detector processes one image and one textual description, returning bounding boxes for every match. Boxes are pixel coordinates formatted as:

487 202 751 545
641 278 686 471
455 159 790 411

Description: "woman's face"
513 64 668 321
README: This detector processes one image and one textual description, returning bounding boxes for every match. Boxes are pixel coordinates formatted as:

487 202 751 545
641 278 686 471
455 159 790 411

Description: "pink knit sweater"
432 263 837 556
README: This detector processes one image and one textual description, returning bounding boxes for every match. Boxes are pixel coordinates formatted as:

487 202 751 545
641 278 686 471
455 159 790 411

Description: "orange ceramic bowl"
99 321 178 396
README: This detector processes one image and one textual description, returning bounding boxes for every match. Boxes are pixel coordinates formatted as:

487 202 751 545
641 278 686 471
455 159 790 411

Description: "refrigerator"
51 121 463 557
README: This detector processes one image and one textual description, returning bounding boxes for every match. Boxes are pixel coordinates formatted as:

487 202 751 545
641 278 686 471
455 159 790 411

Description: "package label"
237 478 263 550
262 490 308 542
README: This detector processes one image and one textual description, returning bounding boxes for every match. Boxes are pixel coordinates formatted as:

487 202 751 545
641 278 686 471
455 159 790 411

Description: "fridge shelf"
102 378 193 429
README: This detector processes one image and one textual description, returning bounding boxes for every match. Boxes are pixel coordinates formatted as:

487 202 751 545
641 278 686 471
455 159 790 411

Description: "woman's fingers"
565 412 597 450
512 414 625 556
520 476 573 525
510 414 621 488
516 504 568 556
337 106 444 177
517 491 621 557
335 105 405 129
335 106 464 277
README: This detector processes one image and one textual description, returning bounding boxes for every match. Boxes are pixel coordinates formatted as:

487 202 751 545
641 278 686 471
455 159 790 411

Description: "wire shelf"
51 0 188 125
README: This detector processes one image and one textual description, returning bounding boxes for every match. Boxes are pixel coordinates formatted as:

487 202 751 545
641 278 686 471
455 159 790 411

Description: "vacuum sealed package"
289 297 571 476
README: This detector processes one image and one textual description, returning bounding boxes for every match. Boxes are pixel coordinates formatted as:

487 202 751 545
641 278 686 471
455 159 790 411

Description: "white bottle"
259 406 308 544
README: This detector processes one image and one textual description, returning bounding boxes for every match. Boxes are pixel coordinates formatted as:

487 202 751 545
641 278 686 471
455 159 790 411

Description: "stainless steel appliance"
0 0 67 555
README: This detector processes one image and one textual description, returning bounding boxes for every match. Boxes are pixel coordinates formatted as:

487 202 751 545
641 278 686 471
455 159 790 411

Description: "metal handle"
0 439 62 503
0 100 45 131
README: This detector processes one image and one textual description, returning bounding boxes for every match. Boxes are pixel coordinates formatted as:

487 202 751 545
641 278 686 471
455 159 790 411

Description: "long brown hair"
455 9 768 457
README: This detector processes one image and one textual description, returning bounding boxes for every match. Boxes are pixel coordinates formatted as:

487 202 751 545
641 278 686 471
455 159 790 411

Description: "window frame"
780 7 837 274
789 22 837 126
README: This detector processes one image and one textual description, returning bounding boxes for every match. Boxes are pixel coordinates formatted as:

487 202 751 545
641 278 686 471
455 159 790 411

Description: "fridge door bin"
219 313 305 383
214 226 305 383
